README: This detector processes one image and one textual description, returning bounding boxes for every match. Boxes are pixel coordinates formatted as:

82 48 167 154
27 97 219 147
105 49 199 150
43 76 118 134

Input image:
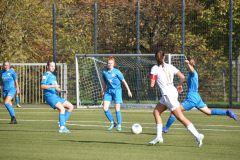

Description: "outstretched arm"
41 84 60 90
122 79 132 98
185 60 194 73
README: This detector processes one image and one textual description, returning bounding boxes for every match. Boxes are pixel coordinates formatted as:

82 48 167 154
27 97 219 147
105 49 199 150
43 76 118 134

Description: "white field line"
67 123 240 132
0 118 240 132
3 107 239 113
0 118 239 128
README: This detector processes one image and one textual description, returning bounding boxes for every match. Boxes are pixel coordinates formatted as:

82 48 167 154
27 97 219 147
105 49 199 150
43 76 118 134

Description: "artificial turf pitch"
0 106 239 160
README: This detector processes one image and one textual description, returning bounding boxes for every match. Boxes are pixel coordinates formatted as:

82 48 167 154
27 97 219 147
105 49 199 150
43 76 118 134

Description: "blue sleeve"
189 70 197 76
41 73 48 85
11 70 17 81
116 70 124 81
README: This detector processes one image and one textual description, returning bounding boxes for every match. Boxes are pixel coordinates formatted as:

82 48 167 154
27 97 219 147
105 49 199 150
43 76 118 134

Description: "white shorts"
160 94 180 111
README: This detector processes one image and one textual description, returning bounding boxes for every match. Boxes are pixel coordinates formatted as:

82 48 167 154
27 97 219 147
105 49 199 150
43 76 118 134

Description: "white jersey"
151 63 179 96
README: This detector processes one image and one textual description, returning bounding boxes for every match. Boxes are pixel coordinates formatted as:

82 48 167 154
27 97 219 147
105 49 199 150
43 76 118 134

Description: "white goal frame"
75 54 186 108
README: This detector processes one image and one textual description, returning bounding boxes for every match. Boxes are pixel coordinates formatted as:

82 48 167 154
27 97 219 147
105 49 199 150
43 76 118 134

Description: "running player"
41 61 74 133
149 50 204 147
0 62 19 124
102 56 132 132
162 56 238 133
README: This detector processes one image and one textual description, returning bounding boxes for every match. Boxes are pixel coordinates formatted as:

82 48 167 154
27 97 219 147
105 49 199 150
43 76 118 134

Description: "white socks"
156 124 163 138
187 123 200 138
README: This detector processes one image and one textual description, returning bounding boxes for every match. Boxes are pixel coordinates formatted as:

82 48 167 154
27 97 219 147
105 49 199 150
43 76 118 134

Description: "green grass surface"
0 106 240 160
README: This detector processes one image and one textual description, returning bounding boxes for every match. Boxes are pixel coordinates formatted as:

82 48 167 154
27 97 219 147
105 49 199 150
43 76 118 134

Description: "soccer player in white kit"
149 50 204 147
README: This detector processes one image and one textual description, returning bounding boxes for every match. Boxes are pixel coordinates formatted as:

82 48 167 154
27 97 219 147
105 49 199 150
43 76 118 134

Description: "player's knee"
67 103 74 111
4 103 11 107
56 104 65 113
175 114 185 122
4 98 12 104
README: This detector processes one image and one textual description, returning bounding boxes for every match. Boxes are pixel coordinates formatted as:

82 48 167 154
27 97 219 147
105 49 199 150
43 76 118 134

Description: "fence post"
93 1 98 54
237 58 240 102
52 3 57 63
136 0 141 103
229 0 233 108
181 0 185 55
63 63 68 99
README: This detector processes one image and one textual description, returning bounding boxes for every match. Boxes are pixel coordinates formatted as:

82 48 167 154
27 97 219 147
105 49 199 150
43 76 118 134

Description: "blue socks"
15 95 20 105
4 103 15 117
163 109 227 130
116 111 122 125
59 113 66 127
165 115 176 128
65 111 71 122
104 110 114 122
104 110 122 125
211 109 227 115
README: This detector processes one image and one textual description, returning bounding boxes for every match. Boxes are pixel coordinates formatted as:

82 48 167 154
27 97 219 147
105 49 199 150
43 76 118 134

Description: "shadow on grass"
0 129 58 133
60 139 150 146
59 139 195 148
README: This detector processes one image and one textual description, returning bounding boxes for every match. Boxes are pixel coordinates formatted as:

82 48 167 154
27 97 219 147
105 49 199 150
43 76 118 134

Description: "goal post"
75 54 186 108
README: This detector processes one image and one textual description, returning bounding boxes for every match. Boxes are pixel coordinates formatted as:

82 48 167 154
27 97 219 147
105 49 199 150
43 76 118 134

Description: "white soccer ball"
131 123 142 134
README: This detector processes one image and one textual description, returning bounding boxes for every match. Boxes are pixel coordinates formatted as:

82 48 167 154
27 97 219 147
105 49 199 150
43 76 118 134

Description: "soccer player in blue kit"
102 56 132 132
41 61 74 133
162 57 238 133
0 62 19 124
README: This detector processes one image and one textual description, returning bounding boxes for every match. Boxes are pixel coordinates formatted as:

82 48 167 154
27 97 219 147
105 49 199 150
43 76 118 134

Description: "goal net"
75 54 186 108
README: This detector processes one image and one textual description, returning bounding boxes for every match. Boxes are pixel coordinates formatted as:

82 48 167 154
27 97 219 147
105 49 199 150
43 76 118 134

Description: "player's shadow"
0 129 56 133
60 139 195 148
60 139 149 146
122 132 156 136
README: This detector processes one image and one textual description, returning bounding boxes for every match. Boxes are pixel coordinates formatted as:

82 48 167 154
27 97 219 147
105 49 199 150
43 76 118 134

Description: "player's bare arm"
176 71 185 93
15 80 20 94
185 59 194 73
150 74 157 88
40 84 60 90
122 79 132 98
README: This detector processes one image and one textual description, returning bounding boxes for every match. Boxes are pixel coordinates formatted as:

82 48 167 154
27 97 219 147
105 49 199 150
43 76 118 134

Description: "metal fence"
0 63 67 104
52 1 238 106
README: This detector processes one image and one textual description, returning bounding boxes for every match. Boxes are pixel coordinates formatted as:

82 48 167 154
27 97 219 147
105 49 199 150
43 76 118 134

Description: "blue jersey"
181 69 206 110
102 68 124 90
41 71 58 96
0 69 17 91
187 70 198 92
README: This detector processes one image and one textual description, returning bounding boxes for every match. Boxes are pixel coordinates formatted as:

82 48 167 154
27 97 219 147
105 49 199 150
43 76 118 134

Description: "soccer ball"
131 123 142 134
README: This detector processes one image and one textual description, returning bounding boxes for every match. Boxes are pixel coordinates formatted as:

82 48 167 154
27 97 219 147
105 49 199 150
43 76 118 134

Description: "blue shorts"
104 88 123 104
44 94 66 109
181 92 206 111
3 88 16 98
